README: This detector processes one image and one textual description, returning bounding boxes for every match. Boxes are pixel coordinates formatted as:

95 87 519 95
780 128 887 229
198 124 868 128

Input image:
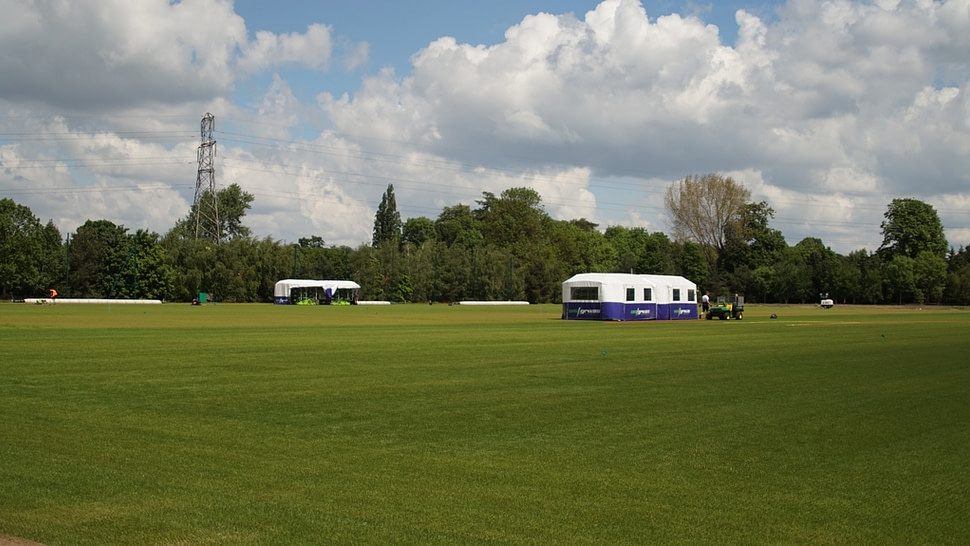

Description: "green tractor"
706 295 744 320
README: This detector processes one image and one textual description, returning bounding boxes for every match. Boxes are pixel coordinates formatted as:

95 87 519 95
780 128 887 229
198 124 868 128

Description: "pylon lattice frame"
193 113 220 243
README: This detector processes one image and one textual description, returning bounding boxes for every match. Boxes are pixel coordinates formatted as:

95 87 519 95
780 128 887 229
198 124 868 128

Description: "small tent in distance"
561 273 697 321
274 279 360 305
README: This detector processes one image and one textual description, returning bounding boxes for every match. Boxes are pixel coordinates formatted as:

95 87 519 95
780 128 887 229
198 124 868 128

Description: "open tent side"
273 279 361 305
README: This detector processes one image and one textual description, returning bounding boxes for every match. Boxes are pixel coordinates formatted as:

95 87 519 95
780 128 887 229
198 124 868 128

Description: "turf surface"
1 303 968 544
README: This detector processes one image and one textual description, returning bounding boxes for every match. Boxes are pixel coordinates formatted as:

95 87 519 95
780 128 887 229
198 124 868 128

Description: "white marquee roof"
274 279 360 298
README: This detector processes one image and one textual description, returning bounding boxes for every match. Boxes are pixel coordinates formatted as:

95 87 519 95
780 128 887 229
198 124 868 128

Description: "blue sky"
1 0 968 253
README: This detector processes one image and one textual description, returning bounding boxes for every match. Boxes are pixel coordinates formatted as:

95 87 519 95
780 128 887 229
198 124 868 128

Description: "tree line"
3 175 969 305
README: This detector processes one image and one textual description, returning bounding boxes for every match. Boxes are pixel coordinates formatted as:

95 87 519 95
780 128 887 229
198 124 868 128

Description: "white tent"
561 273 697 321
273 279 360 305
638 274 698 319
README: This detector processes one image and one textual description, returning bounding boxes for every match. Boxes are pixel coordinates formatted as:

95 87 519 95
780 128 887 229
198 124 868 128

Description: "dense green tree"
206 237 271 302
435 204 482 248
162 184 259 300
434 242 475 302
39 221 64 293
298 236 326 249
544 220 581 275
604 225 642 273
160 235 214 301
542 219 615 283
719 201 787 301
69 219 129 298
793 237 838 300
0 199 63 297
944 246 970 304
913 251 947 304
674 241 710 289
524 259 556 303
366 239 412 302
0 198 43 297
949 246 970 271
860 252 885 304
325 245 354 281
475 187 547 257
640 231 673 274
257 237 297 301
749 265 774 303
171 183 255 244
831 253 862 304
159 234 203 301
722 201 787 272
396 271 414 303
884 255 916 304
21 181 968 306
293 237 337 280
879 198 948 260
217 184 255 241
877 199 947 303
602 226 669 275
840 249 884 304
162 236 272 303
569 218 599 232
569 222 618 275
771 246 812 303
403 240 436 302
945 263 970 305
67 221 172 300
373 184 402 247
402 217 436 247
350 244 384 301
497 251 525 301
105 229 175 300
723 265 752 300
159 231 196 301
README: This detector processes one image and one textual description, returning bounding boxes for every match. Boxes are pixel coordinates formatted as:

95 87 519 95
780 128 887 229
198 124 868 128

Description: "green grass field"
2 302 968 545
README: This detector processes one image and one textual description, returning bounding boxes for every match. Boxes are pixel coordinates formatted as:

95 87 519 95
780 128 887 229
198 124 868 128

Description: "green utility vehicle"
706 295 744 320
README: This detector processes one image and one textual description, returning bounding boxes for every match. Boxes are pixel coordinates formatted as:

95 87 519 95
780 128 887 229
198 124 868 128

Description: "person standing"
49 288 58 304
701 291 710 313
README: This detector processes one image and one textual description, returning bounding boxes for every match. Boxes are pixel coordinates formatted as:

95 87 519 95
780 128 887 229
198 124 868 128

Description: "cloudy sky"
1 0 968 254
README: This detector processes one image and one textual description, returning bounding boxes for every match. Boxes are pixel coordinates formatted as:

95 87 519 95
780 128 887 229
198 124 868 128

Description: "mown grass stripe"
1 303 968 544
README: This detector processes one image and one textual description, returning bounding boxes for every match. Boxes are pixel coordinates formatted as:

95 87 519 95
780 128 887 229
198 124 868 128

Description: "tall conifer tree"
373 184 402 247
